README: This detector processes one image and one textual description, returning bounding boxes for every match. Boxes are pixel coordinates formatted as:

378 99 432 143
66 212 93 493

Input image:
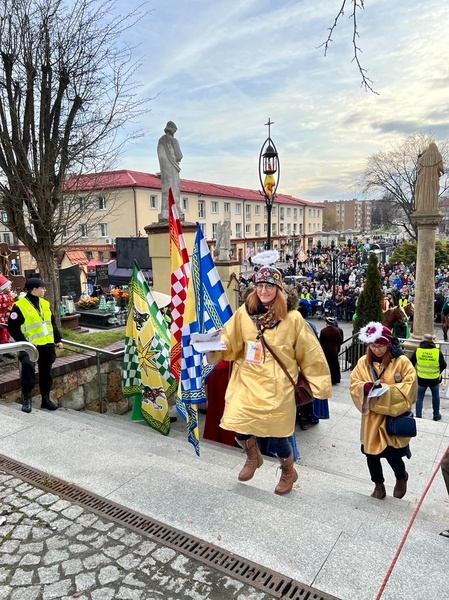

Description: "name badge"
245 341 262 364
42 323 49 335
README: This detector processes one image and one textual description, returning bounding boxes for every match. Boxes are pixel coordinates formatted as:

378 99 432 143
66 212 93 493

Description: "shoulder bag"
386 411 417 437
368 366 417 438
260 335 313 406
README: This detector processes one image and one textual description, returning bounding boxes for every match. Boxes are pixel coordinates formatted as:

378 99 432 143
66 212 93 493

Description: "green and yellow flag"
122 260 177 435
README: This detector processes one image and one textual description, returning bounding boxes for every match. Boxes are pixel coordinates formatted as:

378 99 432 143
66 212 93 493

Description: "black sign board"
58 265 82 300
116 237 152 270
96 264 109 289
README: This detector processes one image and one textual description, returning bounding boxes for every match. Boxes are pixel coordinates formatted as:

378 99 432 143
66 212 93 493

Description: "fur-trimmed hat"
359 321 392 346
0 275 11 292
325 317 336 326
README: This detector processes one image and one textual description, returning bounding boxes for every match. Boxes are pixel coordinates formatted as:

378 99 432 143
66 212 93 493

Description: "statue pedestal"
411 211 442 339
214 260 241 314
145 221 197 295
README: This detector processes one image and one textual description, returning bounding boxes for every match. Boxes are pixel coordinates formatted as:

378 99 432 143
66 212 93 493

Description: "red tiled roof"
64 170 323 206
62 250 88 265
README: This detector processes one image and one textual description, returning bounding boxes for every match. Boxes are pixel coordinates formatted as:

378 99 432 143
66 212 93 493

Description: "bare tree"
321 0 378 94
361 134 449 240
0 0 150 310
371 194 404 230
322 204 342 231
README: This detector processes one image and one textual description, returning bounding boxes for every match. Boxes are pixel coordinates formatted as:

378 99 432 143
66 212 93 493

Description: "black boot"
22 391 32 414
41 394 58 411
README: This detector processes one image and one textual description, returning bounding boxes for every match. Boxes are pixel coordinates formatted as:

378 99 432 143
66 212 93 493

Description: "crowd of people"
239 243 449 326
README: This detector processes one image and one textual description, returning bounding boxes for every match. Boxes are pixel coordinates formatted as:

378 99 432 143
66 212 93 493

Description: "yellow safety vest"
15 297 54 345
416 347 440 380
300 293 310 300
398 298 408 307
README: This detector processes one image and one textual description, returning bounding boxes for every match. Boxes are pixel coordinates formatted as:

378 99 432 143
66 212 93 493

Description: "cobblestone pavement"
0 474 272 600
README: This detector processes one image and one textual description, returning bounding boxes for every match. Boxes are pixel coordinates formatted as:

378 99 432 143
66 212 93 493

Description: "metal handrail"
0 342 39 362
60 338 125 413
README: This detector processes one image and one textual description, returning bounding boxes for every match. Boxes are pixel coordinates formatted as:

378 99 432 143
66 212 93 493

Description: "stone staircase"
0 388 448 600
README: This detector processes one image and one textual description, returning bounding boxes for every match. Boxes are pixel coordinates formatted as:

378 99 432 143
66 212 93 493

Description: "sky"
115 0 449 203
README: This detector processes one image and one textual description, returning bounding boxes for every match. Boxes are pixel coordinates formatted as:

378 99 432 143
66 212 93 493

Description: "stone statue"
215 220 231 261
415 142 444 212
157 121 183 221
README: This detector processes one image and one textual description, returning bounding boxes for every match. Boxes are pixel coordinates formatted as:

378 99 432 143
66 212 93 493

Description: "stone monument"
157 121 183 221
214 220 231 261
411 141 444 341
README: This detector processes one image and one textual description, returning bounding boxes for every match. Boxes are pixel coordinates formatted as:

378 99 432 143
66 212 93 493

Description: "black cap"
25 278 49 291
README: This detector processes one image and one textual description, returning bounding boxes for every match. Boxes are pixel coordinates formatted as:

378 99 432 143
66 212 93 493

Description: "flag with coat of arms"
122 260 177 435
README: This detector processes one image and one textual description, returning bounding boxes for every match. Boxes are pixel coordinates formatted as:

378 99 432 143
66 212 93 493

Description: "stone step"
1 400 449 600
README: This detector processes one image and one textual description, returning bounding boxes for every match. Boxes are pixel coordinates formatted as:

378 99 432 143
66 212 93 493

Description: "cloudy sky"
116 0 449 202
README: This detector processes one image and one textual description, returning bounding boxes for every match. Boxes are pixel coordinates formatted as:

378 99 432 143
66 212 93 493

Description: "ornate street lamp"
258 118 280 250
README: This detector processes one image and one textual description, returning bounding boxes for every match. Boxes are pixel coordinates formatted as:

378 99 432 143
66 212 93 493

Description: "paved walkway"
0 474 272 600
1 346 448 600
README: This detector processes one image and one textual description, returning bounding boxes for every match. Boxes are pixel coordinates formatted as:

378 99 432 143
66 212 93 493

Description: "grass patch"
59 327 126 354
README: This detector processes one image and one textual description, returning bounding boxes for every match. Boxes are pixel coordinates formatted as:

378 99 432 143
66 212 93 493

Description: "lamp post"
329 240 340 317
258 118 280 250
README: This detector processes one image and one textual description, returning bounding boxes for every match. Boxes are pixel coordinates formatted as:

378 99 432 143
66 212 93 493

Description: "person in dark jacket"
409 333 446 421
319 317 344 384
7 278 63 413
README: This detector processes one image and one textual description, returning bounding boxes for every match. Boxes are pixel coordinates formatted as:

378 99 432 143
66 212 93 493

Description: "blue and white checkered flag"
179 224 233 454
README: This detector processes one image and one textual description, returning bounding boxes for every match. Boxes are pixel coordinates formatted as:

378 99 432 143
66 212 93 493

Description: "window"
235 203 242 215
287 207 291 217
280 207 284 220
199 223 206 235
3 233 10 244
85 251 93 261
182 197 189 212
98 196 106 210
235 223 242 237
245 204 251 219
212 223 218 239
1 212 7 223
62 226 69 238
211 201 219 214
198 201 205 219
150 195 158 209
272 223 277 235
99 223 108 237
255 205 261 216
280 223 284 233
245 224 251 235
272 206 277 216
255 224 261 237
224 202 230 214
80 224 88 238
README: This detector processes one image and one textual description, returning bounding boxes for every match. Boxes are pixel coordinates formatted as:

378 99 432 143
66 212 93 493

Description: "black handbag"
386 411 417 437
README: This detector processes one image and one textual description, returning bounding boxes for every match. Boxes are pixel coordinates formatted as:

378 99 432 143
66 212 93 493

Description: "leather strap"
259 333 297 390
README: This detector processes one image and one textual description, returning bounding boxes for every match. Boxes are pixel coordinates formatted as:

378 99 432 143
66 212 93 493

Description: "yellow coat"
350 354 417 455
217 306 332 437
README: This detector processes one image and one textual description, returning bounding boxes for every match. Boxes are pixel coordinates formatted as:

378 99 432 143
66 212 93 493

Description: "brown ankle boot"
274 452 298 495
235 436 263 481
371 483 386 499
393 472 408 499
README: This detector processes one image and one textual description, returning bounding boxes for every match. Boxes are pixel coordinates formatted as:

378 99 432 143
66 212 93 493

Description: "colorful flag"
180 223 233 455
169 188 190 381
122 260 177 435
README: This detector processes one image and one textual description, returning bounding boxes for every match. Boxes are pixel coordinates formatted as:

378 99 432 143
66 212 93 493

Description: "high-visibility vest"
416 347 440 380
399 298 408 307
14 297 54 345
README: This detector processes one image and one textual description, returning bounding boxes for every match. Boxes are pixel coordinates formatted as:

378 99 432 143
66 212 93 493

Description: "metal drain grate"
0 454 340 600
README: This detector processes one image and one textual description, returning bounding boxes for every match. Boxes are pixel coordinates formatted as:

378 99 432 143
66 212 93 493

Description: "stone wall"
0 343 132 415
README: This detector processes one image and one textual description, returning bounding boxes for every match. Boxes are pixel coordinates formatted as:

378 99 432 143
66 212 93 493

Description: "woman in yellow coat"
350 322 417 500
212 261 331 495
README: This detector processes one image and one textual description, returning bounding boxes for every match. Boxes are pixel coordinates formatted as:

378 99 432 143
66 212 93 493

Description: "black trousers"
363 445 409 484
19 344 56 396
